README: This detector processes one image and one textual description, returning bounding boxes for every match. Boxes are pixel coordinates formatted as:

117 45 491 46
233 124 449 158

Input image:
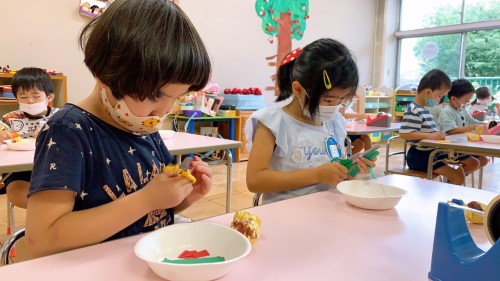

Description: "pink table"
0 132 241 212
420 137 500 188
0 175 496 280
345 122 401 156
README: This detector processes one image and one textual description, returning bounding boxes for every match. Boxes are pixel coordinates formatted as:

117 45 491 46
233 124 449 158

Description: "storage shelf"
0 73 67 116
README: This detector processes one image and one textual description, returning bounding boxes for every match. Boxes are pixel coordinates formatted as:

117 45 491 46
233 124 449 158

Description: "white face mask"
19 100 48 116
318 105 339 121
479 98 492 106
101 89 167 135
298 89 340 121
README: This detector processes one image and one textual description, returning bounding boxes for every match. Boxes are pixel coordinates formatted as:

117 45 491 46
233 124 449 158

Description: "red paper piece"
178 249 210 259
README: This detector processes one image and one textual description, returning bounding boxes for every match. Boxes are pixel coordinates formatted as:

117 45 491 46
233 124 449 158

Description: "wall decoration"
255 0 310 95
79 0 114 18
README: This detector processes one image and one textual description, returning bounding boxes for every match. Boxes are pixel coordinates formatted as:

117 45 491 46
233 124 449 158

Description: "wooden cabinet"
392 90 416 122
0 73 68 116
234 110 254 162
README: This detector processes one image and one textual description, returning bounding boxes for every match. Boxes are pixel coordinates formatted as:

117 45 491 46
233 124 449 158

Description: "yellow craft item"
230 210 261 243
163 165 196 183
466 132 480 142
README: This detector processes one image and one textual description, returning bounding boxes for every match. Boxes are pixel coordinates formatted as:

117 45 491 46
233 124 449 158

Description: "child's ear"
291 81 305 99
47 93 55 103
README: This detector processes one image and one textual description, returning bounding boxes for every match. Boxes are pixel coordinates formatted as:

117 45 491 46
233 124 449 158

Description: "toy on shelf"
222 87 265 110
366 113 392 127
428 197 500 281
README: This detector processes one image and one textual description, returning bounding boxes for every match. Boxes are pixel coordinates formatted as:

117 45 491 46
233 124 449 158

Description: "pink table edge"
0 174 496 281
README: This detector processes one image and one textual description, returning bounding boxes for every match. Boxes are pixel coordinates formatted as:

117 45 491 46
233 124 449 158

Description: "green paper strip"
162 256 225 264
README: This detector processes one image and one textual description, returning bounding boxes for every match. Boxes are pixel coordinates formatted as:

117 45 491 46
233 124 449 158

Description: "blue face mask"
425 98 438 107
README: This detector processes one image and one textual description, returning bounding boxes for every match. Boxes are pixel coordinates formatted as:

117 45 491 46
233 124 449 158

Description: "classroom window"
396 0 500 92
399 0 462 31
398 35 461 86
464 0 499 23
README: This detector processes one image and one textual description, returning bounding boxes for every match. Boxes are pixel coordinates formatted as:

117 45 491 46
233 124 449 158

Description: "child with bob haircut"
399 70 476 185
26 0 213 258
245 38 375 205
0 67 59 208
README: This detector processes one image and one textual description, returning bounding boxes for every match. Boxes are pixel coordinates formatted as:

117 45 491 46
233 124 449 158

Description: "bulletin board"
79 0 114 18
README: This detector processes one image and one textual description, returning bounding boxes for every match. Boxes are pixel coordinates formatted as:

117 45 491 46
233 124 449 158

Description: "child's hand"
316 162 349 186
353 156 377 174
184 156 213 203
141 172 193 210
429 131 445 140
0 130 12 142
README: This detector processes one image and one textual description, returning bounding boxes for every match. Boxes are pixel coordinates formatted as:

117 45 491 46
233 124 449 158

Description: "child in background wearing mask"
399 70 478 185
470 86 500 119
25 0 213 258
339 100 372 155
438 79 488 169
0 67 59 208
245 38 375 204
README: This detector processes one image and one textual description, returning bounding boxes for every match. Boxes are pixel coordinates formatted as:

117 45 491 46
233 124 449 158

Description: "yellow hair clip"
323 70 332 90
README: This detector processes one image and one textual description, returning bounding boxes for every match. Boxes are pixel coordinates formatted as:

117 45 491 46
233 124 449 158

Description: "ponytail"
275 60 296 102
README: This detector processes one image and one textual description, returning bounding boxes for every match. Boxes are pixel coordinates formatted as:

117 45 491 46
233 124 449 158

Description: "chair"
0 228 25 266
384 136 442 180
252 193 262 207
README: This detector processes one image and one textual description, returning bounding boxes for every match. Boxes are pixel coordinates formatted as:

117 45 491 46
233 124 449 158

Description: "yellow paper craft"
230 210 261 243
163 165 196 183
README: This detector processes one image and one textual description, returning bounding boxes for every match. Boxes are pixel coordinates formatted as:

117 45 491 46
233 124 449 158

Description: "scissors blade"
179 157 193 171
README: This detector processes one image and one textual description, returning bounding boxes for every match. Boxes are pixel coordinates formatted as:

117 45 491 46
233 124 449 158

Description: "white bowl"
159 130 175 139
481 135 500 144
134 222 251 281
5 138 36 151
337 180 407 210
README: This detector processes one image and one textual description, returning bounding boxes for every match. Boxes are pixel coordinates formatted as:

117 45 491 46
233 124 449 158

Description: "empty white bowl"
134 222 251 281
159 130 175 139
481 135 500 144
5 138 36 151
337 180 407 210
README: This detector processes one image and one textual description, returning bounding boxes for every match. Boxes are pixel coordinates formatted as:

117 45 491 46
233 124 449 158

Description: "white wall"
0 0 377 105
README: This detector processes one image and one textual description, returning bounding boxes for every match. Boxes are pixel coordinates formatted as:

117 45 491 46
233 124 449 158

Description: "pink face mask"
101 89 167 135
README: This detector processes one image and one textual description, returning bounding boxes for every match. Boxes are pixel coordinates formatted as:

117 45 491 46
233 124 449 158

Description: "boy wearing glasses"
0 67 59 208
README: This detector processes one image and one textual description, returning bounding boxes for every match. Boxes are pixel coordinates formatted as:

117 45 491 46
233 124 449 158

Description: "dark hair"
416 69 451 93
11 67 54 98
275 38 359 117
79 0 211 101
472 86 494 105
448 78 475 99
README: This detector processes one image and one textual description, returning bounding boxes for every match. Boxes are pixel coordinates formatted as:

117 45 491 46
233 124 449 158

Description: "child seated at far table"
438 78 488 170
0 67 59 208
340 104 372 155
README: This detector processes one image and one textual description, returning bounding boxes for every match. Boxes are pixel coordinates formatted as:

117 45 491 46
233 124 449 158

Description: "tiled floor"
1 142 499 263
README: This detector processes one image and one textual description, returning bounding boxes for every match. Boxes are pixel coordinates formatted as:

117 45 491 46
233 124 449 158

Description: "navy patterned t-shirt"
29 104 174 241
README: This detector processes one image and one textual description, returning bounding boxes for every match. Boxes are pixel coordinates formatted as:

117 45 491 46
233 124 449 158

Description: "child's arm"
246 123 349 193
399 131 445 141
26 172 193 258
446 124 478 135
339 107 367 120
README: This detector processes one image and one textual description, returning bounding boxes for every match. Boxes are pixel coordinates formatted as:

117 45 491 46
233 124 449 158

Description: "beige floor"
1 142 499 263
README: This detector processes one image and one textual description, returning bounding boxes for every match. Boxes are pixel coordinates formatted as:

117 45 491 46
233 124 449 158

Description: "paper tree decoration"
255 0 310 95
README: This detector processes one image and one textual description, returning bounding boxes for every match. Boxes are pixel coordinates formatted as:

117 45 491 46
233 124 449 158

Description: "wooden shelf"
234 110 254 162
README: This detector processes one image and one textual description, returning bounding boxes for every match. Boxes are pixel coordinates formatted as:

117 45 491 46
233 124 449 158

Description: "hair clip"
323 70 332 89
280 48 302 66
